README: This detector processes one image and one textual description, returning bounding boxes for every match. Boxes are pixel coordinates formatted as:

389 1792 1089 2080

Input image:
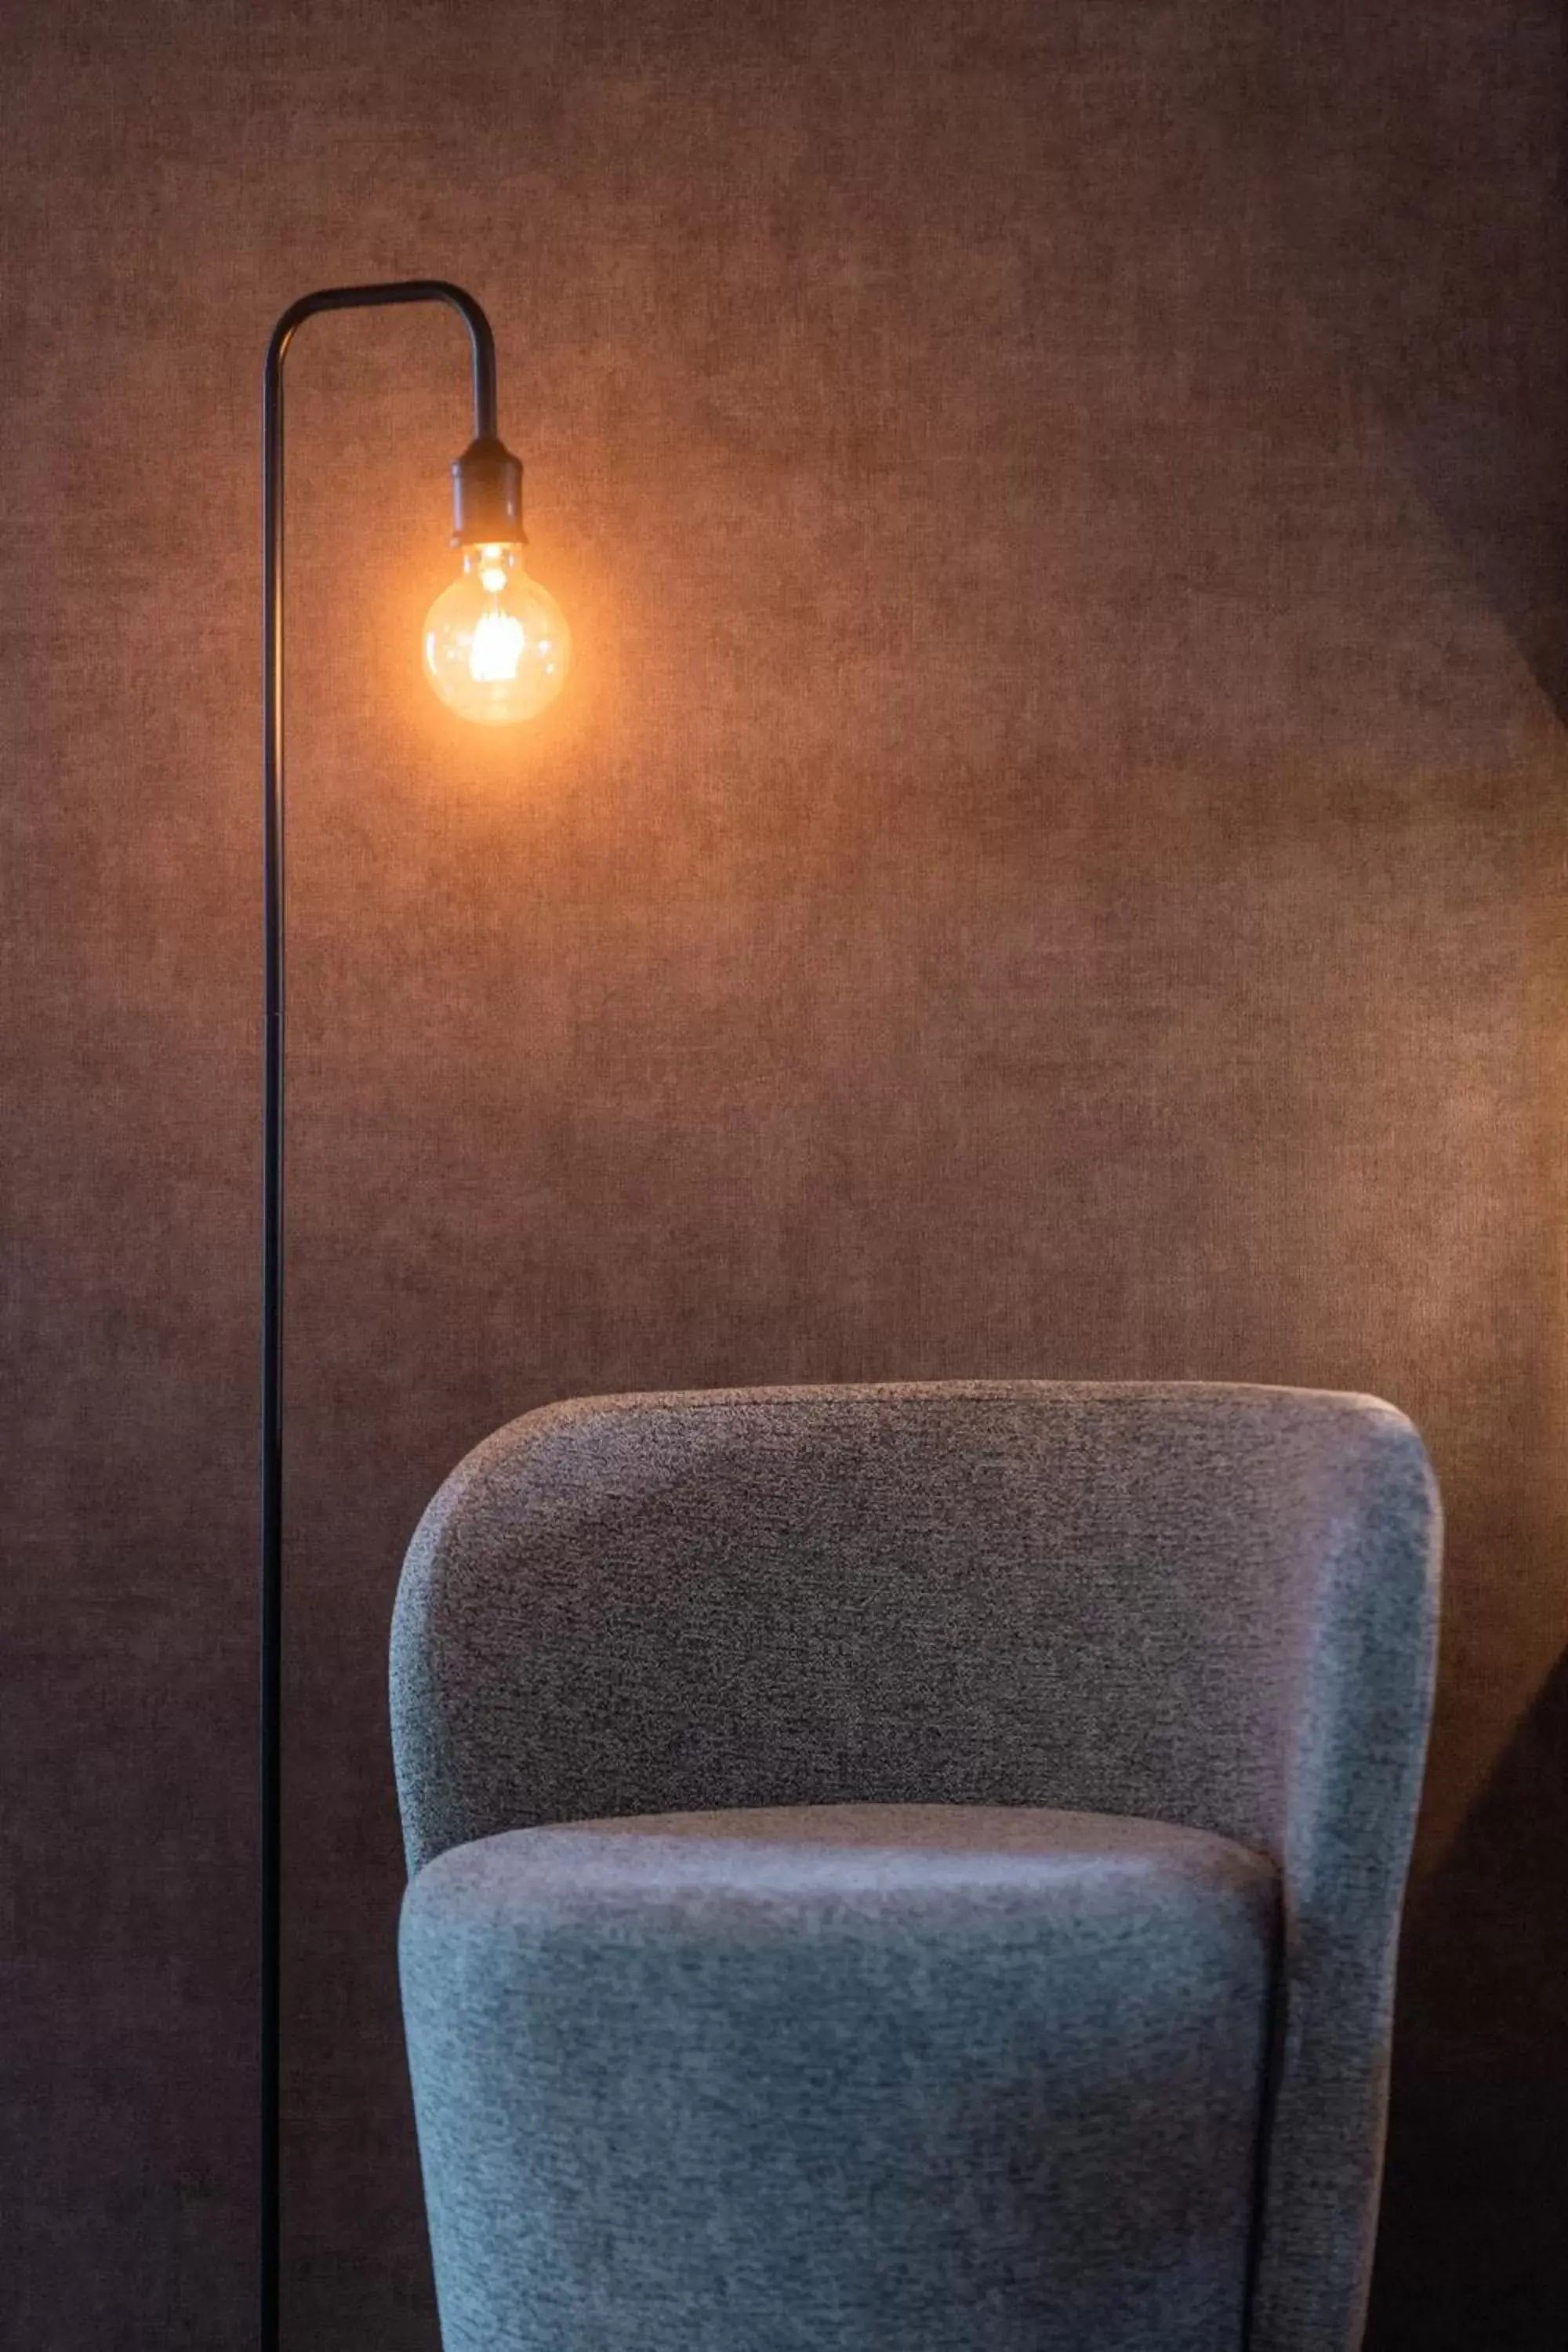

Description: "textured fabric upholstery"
392 1381 1440 2351
401 1804 1278 2352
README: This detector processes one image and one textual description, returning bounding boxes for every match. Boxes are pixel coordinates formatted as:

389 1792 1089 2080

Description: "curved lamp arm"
260 279 511 2352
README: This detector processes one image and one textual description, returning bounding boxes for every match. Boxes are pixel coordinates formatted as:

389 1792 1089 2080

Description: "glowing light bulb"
423 542 571 725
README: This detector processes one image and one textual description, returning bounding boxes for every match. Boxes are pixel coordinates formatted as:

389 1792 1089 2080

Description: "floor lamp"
260 278 572 2349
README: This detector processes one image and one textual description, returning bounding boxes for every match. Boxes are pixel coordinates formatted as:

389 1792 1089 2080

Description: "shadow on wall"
1369 1641 1568 2350
1394 405 1568 729
1253 5 1568 719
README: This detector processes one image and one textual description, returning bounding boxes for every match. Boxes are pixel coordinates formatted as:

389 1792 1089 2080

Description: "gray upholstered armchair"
391 1381 1439 2352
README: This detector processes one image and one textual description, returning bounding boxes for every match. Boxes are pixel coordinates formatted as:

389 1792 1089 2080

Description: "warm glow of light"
423 541 572 725
470 608 527 680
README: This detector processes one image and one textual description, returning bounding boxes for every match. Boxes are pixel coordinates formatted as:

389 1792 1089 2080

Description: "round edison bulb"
423 542 571 724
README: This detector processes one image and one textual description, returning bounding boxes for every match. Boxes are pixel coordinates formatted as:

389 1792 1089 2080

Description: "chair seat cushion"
401 1802 1279 2352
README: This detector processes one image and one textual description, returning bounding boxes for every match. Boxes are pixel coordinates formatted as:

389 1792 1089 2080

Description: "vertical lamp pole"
260 280 568 2350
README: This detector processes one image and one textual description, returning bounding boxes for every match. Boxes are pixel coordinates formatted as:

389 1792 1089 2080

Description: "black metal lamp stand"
260 280 527 2352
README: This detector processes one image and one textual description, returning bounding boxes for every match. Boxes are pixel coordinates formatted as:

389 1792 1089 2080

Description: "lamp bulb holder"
450 433 526 547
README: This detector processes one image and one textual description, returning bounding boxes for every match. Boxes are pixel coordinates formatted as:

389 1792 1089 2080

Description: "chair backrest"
391 1381 1438 1888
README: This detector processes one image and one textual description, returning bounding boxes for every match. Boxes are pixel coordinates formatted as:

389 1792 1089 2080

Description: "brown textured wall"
3 1 1567 2344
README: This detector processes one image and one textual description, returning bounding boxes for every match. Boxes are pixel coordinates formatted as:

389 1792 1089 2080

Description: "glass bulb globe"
423 542 571 725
